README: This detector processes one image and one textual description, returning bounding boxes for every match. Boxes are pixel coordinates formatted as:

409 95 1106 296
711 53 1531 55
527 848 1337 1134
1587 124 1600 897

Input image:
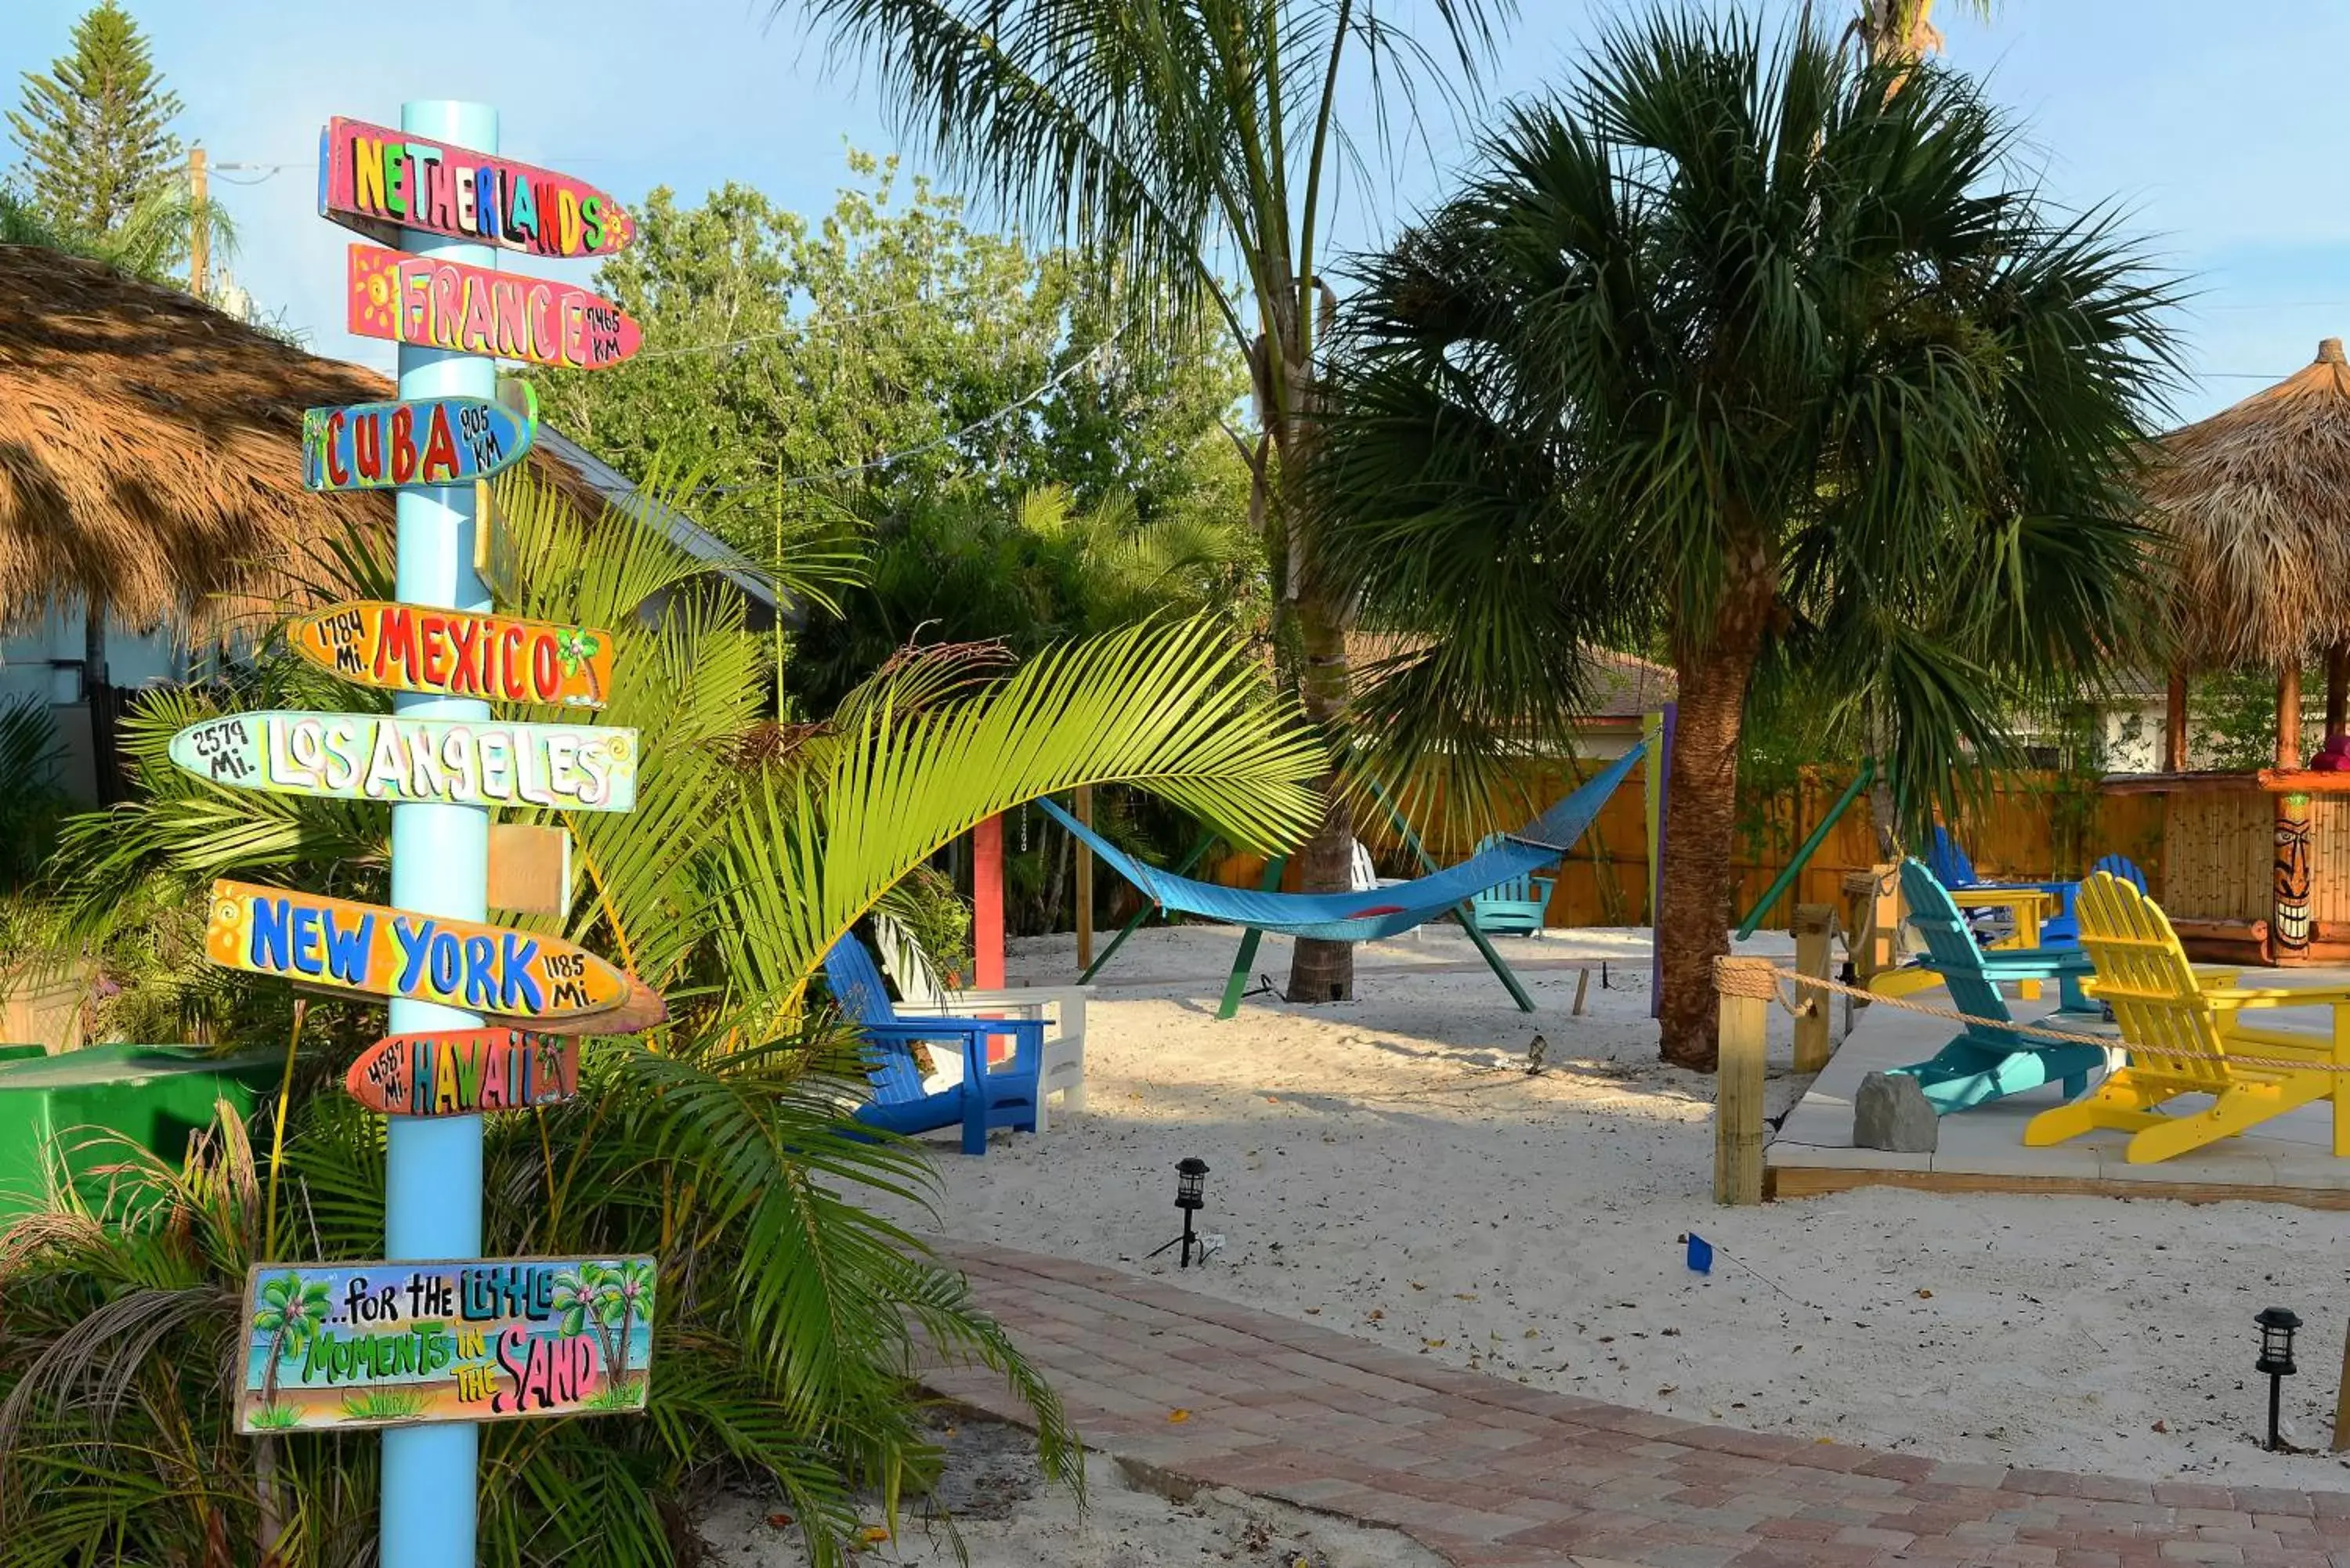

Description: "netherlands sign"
204 880 637 1025
346 1028 580 1117
318 117 635 258
287 602 613 708
302 393 534 492
168 711 636 812
238 1255 653 1433
346 243 642 371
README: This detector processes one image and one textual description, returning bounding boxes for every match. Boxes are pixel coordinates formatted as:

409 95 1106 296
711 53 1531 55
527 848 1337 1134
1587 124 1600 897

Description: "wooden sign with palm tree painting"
287 602 613 708
237 1256 654 1432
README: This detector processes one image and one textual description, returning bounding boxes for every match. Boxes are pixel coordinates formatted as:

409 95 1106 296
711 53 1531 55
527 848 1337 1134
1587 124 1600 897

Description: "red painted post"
972 814 1007 1063
974 814 1006 989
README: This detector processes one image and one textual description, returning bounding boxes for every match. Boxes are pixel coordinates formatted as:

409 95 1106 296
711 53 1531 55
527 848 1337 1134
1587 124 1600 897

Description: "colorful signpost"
318 117 636 258
204 99 654 1563
238 1256 653 1433
205 879 637 1024
287 602 613 708
168 711 637 812
346 242 643 370
346 1028 580 1117
303 393 535 492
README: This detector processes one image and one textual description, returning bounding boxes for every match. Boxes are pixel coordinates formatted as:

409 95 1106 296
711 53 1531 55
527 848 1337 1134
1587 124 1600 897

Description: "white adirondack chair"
875 912 1088 1133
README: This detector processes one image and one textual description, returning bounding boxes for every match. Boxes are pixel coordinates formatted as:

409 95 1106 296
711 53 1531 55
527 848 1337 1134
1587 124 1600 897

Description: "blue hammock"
1037 742 1647 943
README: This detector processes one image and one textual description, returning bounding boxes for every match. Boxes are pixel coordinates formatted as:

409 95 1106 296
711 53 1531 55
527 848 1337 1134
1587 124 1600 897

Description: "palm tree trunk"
1657 565 1777 1071
1285 581 1356 1003
1271 284 1358 1004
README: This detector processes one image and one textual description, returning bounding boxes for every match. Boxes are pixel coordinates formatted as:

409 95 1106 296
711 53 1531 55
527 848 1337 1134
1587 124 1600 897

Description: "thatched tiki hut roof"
2140 338 2350 767
0 244 602 635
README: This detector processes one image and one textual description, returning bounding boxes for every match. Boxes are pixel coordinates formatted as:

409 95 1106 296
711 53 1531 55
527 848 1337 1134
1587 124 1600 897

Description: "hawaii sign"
346 243 642 371
289 602 611 708
346 1028 580 1117
205 880 634 1024
169 712 635 812
239 1255 653 1433
302 393 534 493
318 117 635 258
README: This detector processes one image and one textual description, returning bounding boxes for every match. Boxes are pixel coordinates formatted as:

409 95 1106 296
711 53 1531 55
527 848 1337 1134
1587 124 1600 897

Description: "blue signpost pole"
380 97 496 1568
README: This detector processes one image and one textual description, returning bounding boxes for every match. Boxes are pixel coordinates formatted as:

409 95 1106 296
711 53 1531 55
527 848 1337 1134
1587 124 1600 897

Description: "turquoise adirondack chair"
822 937 1045 1156
1466 833 1555 937
1889 860 2110 1113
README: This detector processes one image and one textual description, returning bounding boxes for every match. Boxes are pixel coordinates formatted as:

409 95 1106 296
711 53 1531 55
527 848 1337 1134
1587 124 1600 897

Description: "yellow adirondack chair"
2026 872 2350 1164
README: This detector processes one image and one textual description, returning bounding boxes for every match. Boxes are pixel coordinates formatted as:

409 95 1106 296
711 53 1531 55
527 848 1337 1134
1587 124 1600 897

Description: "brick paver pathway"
924 1242 2350 1568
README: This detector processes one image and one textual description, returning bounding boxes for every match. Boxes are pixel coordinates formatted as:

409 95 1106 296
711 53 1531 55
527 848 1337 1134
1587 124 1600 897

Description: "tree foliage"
1314 5 2179 1065
533 153 1249 534
6 2 183 242
1 475 1323 1564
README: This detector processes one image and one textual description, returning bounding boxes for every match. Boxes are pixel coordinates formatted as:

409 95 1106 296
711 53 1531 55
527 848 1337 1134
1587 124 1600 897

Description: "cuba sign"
302 394 533 493
238 1255 653 1433
346 1028 580 1117
346 243 641 371
169 712 635 812
288 602 612 708
205 880 631 1024
319 117 635 258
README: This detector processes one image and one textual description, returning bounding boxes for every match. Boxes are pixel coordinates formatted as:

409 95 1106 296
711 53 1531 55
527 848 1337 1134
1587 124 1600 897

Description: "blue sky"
6 0 2345 421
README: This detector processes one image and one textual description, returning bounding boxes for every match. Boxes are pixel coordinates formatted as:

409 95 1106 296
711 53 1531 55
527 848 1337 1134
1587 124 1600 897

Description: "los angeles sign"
170 712 634 812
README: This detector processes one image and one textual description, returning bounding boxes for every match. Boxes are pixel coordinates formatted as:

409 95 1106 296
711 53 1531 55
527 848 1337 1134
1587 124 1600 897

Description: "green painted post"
1734 760 1875 940
1217 854 1289 1020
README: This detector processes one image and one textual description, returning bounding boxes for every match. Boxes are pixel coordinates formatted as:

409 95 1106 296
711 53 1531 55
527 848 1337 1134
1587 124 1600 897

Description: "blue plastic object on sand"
1686 1234 1714 1274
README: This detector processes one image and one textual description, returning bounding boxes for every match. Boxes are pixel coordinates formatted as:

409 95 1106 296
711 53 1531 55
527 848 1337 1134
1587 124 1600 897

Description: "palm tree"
249 1270 329 1418
1852 0 1994 67
1311 6 2178 1068
774 0 1513 1003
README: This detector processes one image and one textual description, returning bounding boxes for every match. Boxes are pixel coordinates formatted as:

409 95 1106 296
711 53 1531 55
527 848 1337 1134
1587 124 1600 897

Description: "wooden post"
2329 643 2350 744
2165 667 2189 771
189 146 208 299
2333 1318 2350 1451
1712 956 1770 1205
2279 663 2304 771
1791 903 1834 1073
1074 786 1095 974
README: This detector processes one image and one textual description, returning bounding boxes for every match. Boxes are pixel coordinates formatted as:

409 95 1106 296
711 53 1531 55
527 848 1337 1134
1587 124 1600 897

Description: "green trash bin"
0 1045 284 1224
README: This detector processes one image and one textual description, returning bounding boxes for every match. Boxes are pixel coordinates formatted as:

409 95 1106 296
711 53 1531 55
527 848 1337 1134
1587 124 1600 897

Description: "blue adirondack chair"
2039 854 2148 944
1888 860 2109 1113
1466 833 1556 936
822 936 1045 1156
1929 826 2147 947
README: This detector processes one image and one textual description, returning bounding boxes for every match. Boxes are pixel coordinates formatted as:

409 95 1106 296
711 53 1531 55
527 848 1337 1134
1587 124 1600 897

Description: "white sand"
885 923 2350 1490
701 1418 1441 1566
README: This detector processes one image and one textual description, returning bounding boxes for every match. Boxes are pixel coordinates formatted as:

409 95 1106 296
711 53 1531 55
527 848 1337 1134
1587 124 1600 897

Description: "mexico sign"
287 602 612 708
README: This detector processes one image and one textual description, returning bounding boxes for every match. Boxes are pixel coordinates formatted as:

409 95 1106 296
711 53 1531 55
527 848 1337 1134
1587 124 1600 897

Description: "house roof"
0 244 761 635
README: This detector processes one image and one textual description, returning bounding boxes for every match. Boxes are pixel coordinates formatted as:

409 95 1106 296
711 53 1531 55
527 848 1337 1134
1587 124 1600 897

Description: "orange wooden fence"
1209 761 2169 932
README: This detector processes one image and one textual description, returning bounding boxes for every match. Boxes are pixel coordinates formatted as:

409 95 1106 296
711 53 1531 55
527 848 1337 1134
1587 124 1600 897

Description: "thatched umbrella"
0 244 606 798
0 244 601 637
2141 338 2350 768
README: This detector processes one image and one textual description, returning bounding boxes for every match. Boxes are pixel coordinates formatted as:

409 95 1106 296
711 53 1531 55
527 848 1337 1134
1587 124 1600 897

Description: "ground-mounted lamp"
1174 1157 1209 1269
2256 1306 2301 1452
